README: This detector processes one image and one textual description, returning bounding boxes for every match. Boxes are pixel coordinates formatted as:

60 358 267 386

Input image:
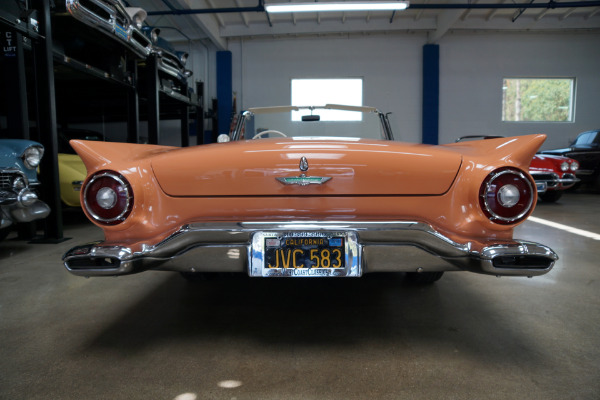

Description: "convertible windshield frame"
230 104 394 141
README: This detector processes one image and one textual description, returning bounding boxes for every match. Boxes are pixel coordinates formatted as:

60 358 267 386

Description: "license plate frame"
250 231 361 277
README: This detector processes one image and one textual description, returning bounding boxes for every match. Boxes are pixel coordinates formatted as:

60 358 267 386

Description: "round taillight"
83 171 133 225
479 168 534 225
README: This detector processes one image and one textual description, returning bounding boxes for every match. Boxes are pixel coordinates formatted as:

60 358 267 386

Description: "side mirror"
217 134 230 143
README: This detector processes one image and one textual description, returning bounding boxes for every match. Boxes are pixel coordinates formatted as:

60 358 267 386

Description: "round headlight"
570 161 579 171
22 146 44 169
179 52 188 65
151 28 160 43
560 162 569 172
133 16 143 29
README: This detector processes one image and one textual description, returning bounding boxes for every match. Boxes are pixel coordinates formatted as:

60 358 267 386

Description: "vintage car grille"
162 56 180 70
0 171 21 189
0 174 12 189
158 53 183 78
114 12 128 28
130 30 152 51
77 0 113 23
531 172 559 188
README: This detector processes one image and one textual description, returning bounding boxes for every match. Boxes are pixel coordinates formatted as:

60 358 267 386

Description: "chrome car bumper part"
66 0 116 33
63 221 558 278
530 172 579 193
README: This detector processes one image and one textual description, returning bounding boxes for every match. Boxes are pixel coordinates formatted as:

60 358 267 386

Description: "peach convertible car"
63 105 558 283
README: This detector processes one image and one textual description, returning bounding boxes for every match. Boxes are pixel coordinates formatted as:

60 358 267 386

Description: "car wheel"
539 190 563 202
405 271 444 284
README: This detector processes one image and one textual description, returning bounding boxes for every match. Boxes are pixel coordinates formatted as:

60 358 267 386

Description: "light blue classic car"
0 139 51 240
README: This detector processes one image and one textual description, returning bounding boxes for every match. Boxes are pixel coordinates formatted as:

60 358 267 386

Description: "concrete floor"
1 192 599 400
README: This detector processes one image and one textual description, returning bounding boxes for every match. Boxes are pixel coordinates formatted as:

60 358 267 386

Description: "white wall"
439 32 600 150
226 31 600 150
229 34 427 143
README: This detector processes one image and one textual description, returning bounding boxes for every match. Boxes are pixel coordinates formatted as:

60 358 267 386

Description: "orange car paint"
70 134 546 253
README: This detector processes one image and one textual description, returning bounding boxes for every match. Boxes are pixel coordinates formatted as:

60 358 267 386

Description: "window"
502 78 575 122
291 78 363 121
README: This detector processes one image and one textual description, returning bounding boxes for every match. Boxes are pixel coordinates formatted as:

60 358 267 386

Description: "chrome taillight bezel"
479 168 535 225
83 171 133 225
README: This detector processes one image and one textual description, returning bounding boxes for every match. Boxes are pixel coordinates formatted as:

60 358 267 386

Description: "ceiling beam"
178 0 227 50
560 7 577 20
486 0 506 21
428 0 470 43
586 7 600 18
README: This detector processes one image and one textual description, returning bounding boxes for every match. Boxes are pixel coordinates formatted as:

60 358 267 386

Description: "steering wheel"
253 130 287 139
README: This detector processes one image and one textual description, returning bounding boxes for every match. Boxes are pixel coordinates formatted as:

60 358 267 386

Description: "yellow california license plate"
250 232 361 277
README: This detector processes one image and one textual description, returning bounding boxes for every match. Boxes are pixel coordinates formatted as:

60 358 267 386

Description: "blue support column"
422 44 439 145
217 51 232 140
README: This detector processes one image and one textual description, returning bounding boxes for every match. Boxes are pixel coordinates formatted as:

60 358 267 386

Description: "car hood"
151 137 463 196
540 147 571 155
0 139 42 183
530 155 561 172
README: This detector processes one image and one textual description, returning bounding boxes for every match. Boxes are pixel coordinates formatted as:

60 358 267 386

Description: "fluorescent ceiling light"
265 1 410 13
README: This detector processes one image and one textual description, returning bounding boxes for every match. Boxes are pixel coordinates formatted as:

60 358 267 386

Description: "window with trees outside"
502 78 575 122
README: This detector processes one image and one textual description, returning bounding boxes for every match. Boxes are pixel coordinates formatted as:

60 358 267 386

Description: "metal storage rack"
0 0 203 241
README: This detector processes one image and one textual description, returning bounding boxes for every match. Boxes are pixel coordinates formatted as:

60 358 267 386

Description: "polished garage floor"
1 192 599 400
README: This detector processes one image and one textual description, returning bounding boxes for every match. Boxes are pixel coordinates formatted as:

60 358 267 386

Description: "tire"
539 190 563 203
405 271 444 284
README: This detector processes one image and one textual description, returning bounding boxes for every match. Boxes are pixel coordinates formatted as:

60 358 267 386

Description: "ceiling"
126 0 600 48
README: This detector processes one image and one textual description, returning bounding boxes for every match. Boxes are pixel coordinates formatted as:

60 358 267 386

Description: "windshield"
232 105 392 141
572 130 599 148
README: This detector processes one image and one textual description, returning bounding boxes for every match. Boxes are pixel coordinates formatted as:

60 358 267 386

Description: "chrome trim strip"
63 221 558 278
127 27 152 57
531 172 580 185
275 175 332 186
66 0 115 33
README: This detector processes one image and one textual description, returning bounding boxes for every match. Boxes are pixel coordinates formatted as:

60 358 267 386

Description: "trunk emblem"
276 157 332 186
299 156 309 172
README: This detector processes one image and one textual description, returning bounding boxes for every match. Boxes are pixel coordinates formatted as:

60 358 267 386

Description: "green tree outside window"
502 78 574 122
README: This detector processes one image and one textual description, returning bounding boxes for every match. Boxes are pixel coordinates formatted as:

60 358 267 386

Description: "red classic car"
530 154 579 202
63 105 558 284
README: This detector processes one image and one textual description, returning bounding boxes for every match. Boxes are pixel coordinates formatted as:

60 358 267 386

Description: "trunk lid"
151 138 462 196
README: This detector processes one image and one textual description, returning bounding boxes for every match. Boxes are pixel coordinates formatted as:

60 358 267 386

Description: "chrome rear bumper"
62 221 558 278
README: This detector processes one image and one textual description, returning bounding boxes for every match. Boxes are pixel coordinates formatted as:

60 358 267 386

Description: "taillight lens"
83 171 133 225
479 168 534 225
